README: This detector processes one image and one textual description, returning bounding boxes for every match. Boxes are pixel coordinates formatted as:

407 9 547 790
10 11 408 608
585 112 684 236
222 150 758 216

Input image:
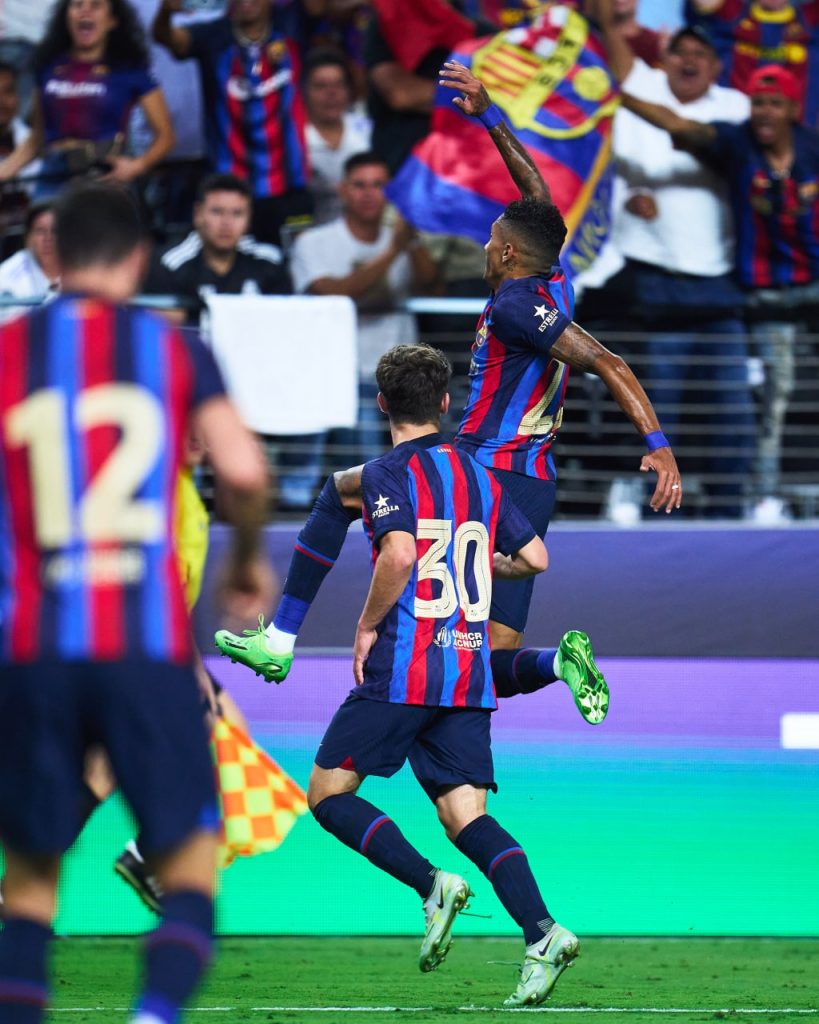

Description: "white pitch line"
50 1009 819 1016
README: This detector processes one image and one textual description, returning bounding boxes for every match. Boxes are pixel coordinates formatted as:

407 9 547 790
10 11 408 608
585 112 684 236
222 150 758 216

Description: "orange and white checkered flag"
210 717 308 869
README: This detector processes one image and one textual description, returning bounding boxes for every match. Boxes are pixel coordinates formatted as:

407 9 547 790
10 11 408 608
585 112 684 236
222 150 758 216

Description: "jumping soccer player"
306 343 578 1007
0 182 271 1024
216 61 681 712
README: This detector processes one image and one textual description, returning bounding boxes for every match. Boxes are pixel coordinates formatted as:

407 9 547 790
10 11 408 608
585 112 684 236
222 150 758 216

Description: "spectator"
685 0 819 130
303 47 371 225
290 150 440 463
0 0 175 198
599 13 755 518
621 63 819 523
152 0 312 245
590 0 666 67
0 60 40 255
142 170 315 512
365 0 483 175
143 172 290 326
0 200 59 323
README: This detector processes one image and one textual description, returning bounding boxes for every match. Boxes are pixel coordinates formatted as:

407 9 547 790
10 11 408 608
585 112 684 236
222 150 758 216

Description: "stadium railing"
2 292 817 522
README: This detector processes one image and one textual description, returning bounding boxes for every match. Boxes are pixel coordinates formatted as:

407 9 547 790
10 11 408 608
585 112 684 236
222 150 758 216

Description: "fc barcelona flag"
387 4 618 279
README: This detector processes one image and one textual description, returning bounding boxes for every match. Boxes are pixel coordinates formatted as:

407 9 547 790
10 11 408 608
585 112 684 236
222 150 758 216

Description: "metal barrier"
2 292 817 522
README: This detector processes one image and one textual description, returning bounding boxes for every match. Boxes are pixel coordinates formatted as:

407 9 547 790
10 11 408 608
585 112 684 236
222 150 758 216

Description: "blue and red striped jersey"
701 121 819 288
38 57 157 145
455 270 574 480
188 18 309 198
359 433 535 709
0 296 225 664
685 0 819 130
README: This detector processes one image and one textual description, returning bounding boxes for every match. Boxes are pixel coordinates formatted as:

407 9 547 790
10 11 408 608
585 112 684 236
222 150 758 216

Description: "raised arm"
152 0 192 60
550 322 683 513
438 60 551 202
620 92 717 154
589 0 635 83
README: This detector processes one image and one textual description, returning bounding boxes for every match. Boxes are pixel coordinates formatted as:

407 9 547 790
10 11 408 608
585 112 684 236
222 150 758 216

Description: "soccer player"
0 182 271 1024
216 61 681 712
307 343 578 1007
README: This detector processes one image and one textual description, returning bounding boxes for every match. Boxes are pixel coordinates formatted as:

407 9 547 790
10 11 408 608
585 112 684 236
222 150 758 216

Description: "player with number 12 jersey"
0 295 225 663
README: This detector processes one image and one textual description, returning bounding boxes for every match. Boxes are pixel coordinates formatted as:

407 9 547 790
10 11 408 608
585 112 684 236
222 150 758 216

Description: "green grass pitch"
49 936 819 1024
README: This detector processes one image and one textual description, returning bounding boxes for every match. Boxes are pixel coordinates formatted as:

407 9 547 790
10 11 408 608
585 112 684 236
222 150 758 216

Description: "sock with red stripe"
455 814 553 944
133 891 213 1024
0 916 51 1023
312 793 436 898
491 649 559 698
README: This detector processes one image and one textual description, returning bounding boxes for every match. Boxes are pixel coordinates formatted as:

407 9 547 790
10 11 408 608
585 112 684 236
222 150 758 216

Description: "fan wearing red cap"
619 51 819 517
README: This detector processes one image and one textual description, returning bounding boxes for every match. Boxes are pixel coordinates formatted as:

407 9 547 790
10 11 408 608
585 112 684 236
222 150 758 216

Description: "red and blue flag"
386 5 619 279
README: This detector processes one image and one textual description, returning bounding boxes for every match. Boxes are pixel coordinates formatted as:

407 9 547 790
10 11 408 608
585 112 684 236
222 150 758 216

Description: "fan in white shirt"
0 201 60 323
303 48 372 226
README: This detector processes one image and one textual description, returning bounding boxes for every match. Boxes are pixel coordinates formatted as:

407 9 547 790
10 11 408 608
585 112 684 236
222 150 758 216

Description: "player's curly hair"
376 344 452 426
33 0 150 72
500 198 567 267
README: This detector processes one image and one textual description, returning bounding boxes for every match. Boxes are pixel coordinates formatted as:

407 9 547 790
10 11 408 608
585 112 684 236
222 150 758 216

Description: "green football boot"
214 615 294 683
504 922 580 1007
555 629 609 725
419 870 473 973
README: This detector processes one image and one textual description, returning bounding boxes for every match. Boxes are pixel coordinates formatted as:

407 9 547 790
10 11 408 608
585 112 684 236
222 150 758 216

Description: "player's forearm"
493 537 548 579
550 321 663 439
488 121 552 202
222 487 268 568
358 553 413 631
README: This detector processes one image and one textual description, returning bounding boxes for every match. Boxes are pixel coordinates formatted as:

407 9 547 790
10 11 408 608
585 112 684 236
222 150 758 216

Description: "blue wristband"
645 430 669 452
478 103 504 130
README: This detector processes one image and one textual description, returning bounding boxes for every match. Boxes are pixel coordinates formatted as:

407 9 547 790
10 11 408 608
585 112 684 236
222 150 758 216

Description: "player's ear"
441 392 450 416
376 391 389 416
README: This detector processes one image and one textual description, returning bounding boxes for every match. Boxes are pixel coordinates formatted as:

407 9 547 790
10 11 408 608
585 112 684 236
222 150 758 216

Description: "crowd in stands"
0 0 817 522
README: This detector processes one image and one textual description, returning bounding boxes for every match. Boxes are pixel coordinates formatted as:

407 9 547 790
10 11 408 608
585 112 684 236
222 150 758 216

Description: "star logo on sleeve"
533 302 560 333
372 493 400 518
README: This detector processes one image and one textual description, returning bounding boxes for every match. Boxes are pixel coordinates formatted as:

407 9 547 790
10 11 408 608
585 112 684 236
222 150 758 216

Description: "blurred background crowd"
0 0 817 523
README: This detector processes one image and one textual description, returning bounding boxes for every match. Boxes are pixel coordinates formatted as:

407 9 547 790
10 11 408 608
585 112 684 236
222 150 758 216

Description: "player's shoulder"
493 271 570 316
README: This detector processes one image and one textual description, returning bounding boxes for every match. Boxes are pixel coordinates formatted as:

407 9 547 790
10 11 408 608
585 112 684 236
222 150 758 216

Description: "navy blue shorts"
315 692 497 802
0 660 218 857
489 469 556 633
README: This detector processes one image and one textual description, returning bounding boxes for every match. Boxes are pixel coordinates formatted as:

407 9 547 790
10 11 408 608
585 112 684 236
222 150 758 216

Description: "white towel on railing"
205 294 358 435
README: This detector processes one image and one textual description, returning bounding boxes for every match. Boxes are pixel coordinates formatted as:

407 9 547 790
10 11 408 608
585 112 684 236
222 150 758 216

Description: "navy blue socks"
491 648 559 698
313 793 436 898
134 890 213 1024
455 815 554 945
0 917 51 1023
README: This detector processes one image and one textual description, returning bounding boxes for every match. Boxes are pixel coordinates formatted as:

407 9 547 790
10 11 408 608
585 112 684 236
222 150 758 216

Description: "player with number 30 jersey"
359 436 536 709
